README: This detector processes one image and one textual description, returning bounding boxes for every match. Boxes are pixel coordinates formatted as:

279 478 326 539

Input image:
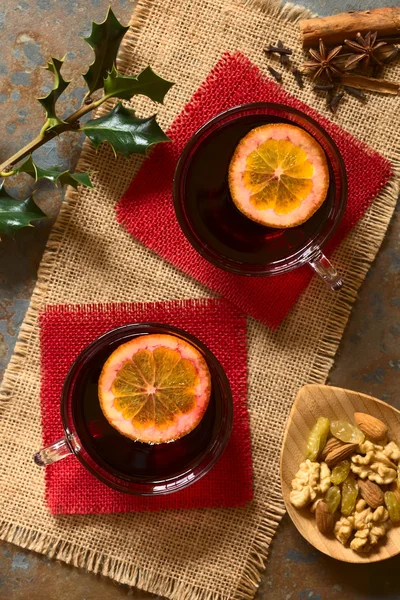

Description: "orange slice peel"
228 123 329 228
98 334 211 444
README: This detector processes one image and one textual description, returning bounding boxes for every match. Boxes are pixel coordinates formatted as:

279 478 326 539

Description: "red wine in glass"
173 103 347 279
73 336 218 481
32 323 234 495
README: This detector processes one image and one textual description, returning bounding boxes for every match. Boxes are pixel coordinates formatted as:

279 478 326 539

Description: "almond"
315 500 334 534
325 443 358 468
354 412 388 443
320 437 345 461
358 479 384 508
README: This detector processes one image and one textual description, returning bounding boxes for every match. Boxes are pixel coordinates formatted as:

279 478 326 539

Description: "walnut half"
319 462 331 494
334 515 355 546
351 440 398 485
349 499 389 552
290 460 320 508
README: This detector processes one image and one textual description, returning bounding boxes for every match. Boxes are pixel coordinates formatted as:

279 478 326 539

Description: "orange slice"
228 123 329 228
98 334 211 444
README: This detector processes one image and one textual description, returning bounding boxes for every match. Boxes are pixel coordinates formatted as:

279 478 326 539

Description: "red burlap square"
40 298 252 514
117 52 392 329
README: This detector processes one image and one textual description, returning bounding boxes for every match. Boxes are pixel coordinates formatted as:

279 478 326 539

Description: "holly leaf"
0 181 47 238
38 57 70 130
57 171 93 189
16 156 93 189
103 65 174 103
83 7 129 95
82 102 170 157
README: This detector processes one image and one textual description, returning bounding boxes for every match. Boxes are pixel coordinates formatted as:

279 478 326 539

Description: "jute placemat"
0 1 399 599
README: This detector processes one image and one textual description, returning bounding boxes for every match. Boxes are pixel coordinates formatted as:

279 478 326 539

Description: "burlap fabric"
40 299 252 514
0 1 399 599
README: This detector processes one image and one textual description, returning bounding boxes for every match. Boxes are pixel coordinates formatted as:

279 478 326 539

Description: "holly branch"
0 7 173 237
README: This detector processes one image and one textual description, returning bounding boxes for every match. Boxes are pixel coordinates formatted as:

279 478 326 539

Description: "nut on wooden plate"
358 479 384 509
320 437 344 460
354 412 388 443
315 500 334 534
325 442 359 468
281 384 400 562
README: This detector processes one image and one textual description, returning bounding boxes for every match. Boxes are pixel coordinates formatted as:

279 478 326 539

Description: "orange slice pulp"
228 123 329 228
98 334 211 444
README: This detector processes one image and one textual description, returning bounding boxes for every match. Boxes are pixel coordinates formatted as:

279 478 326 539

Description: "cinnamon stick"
300 7 400 48
340 73 399 95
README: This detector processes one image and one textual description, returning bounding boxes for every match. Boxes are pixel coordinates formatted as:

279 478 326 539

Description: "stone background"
0 0 399 598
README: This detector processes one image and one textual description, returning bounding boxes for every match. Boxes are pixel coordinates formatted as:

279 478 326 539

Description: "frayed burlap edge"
244 0 316 21
0 0 399 599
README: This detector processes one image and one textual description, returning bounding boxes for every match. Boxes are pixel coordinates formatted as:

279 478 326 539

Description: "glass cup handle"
34 437 73 466
308 248 343 291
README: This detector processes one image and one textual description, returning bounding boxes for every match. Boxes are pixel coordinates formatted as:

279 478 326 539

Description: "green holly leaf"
103 65 174 103
83 7 129 95
38 57 70 130
82 102 170 157
16 156 93 189
57 171 93 189
0 181 47 238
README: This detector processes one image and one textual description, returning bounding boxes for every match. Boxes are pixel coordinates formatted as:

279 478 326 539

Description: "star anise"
303 38 343 82
344 31 387 70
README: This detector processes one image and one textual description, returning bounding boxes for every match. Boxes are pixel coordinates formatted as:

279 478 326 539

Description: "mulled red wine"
173 104 347 277
71 330 221 483
183 115 333 263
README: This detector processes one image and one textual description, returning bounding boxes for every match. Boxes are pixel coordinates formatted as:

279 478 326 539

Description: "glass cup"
173 103 348 290
34 323 233 496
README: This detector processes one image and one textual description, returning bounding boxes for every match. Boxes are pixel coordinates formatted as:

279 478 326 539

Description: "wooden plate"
280 384 400 563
